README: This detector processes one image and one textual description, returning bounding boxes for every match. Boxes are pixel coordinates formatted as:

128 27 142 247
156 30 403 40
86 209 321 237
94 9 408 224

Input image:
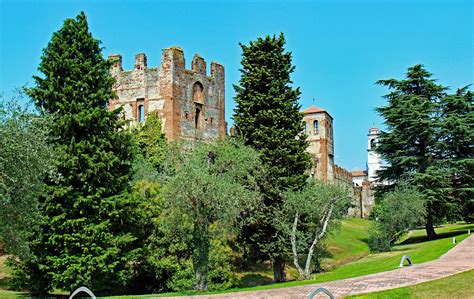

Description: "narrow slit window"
138 105 145 123
195 103 203 129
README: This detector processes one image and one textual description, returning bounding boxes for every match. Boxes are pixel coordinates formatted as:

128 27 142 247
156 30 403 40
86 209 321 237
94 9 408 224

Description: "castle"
108 47 377 218
108 47 226 142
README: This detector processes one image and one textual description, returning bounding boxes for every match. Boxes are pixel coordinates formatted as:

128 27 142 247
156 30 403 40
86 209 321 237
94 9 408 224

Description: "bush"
368 184 426 252
368 227 392 253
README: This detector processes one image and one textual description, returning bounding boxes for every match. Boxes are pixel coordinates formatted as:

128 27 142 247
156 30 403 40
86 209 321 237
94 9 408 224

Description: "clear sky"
1 0 472 171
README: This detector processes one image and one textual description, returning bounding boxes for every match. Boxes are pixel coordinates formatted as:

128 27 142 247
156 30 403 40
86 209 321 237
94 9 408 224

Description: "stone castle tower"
108 47 226 141
367 127 381 182
302 106 334 182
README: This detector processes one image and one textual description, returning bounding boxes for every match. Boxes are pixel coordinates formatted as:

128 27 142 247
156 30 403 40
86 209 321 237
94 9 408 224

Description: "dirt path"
162 235 474 298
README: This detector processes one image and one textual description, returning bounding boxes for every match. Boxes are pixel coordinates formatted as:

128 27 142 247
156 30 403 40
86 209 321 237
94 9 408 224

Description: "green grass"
322 218 371 270
1 221 472 298
346 269 474 298
237 218 371 287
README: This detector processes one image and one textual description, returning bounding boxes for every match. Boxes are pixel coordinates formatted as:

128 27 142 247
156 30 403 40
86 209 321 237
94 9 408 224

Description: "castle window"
138 104 145 123
302 121 307 135
195 103 203 129
313 120 319 135
193 82 204 103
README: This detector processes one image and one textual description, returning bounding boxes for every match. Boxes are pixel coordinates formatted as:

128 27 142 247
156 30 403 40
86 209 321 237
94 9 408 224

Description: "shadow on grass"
238 273 274 287
401 229 471 245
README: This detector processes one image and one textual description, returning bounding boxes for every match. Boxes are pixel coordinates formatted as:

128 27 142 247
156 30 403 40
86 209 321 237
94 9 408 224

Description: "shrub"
368 184 426 252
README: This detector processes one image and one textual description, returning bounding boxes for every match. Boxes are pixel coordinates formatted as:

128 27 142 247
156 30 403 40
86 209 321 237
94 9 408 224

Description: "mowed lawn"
0 220 472 298
346 269 474 298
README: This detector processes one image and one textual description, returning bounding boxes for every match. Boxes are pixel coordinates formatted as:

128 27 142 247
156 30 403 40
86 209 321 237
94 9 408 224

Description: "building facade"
302 106 335 182
367 127 381 183
108 47 226 142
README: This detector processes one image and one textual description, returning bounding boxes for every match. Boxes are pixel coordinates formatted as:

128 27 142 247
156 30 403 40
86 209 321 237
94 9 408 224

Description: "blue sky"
1 0 472 170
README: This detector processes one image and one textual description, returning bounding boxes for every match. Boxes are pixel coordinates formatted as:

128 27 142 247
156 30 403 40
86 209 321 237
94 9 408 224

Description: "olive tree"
162 139 263 291
280 181 351 280
368 183 426 252
0 93 54 259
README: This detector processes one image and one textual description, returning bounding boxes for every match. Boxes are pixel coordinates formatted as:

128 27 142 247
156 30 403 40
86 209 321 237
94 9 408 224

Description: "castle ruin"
108 47 226 142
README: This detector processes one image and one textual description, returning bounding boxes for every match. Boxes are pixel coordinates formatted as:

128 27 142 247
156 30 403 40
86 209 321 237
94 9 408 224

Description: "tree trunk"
425 211 437 240
193 224 210 291
273 256 286 282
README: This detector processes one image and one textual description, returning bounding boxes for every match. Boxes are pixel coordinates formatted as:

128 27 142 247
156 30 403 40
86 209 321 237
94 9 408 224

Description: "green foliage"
437 87 473 222
162 139 263 290
15 12 139 294
233 33 310 280
375 64 472 237
279 181 352 279
133 113 168 171
0 93 54 259
368 184 426 252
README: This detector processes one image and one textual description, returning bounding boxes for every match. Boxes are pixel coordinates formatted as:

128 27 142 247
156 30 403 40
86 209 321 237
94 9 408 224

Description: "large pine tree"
438 87 473 222
22 12 138 294
375 64 448 239
233 33 310 281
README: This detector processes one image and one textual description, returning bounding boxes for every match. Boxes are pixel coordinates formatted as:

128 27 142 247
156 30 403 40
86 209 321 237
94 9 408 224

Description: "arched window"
302 121 307 134
138 105 145 123
193 82 204 103
313 120 319 135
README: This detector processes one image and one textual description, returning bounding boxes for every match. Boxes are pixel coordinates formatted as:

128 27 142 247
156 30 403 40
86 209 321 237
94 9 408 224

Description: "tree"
368 184 426 252
134 113 168 171
162 140 263 291
280 181 351 280
233 33 310 281
18 12 139 294
375 64 447 239
0 93 54 260
438 87 473 222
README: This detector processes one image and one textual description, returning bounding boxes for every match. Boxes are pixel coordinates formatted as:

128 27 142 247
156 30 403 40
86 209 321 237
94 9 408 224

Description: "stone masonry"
108 47 226 142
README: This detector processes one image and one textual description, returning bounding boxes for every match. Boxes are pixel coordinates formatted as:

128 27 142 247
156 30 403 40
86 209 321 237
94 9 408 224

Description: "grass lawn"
1 220 471 298
346 269 474 298
238 218 371 286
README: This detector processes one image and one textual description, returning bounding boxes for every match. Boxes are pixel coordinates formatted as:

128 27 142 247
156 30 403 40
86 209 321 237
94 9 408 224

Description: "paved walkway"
161 234 474 299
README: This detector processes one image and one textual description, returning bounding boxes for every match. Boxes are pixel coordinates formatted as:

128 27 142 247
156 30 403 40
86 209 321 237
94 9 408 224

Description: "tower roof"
302 105 333 118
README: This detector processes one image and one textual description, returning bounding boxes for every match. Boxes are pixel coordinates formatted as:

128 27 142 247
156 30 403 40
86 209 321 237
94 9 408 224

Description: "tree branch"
290 212 304 276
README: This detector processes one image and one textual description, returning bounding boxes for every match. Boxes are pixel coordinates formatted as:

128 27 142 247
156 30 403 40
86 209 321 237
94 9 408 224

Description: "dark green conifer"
438 87 473 222
233 33 310 281
21 12 138 294
376 64 447 239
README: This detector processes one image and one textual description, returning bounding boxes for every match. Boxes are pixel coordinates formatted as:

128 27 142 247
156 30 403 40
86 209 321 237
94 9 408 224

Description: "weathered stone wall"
349 180 374 218
108 47 225 142
334 164 352 187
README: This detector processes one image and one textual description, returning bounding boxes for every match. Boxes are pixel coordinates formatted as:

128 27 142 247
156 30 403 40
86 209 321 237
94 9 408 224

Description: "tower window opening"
138 104 145 123
313 120 319 135
370 138 376 149
195 103 203 129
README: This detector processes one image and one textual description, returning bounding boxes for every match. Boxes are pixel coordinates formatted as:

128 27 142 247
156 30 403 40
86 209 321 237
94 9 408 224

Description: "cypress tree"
22 12 138 294
233 33 310 281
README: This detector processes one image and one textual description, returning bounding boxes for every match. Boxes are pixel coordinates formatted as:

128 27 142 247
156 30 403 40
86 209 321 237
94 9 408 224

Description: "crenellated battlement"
108 47 224 80
108 46 226 142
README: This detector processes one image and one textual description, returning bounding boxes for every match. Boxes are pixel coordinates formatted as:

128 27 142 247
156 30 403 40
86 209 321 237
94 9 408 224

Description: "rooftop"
302 105 333 118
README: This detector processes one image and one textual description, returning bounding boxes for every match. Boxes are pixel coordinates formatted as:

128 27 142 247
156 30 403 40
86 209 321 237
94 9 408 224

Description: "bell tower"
367 127 381 183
